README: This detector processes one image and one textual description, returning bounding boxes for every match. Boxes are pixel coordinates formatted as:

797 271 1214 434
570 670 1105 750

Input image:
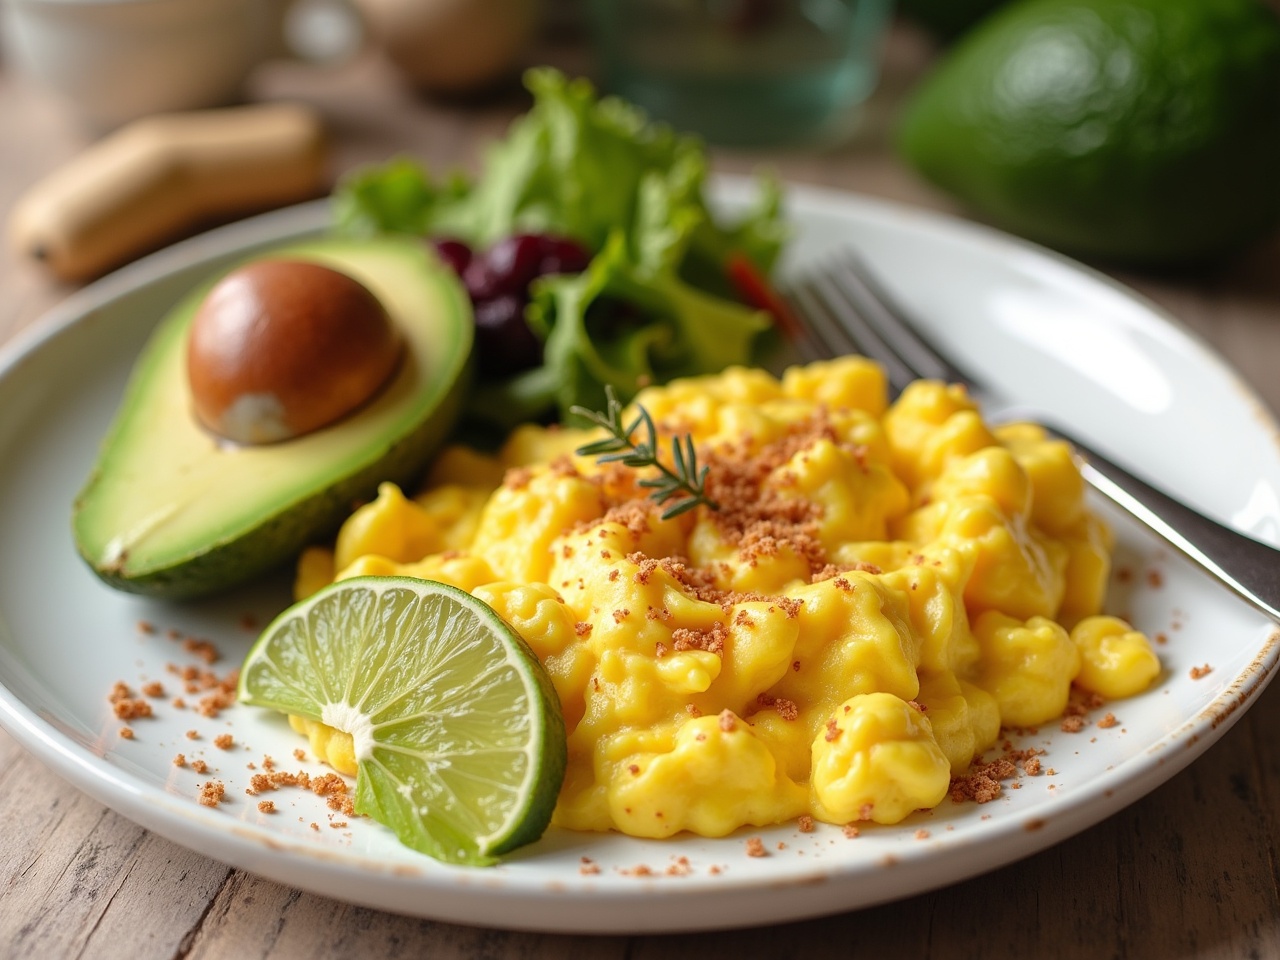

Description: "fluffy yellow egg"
292 357 1160 837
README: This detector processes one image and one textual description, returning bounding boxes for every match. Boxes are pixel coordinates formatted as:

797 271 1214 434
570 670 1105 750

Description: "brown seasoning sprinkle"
198 781 225 807
950 747 1044 804
182 638 221 664
755 693 799 721
666 857 692 877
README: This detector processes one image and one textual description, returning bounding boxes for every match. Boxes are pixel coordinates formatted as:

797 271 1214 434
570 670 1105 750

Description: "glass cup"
587 0 895 147
0 0 361 130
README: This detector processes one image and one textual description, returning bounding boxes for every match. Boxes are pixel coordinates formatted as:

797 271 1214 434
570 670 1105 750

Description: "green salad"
332 68 789 431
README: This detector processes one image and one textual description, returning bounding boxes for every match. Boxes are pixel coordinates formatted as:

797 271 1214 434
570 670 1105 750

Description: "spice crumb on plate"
181 637 221 664
198 781 225 807
243 769 358 817
112 697 152 720
666 856 691 876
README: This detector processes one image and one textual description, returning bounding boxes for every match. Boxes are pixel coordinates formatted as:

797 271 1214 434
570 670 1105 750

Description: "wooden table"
3 23 1280 959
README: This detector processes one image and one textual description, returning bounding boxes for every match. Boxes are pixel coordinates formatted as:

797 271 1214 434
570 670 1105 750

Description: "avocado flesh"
73 236 473 600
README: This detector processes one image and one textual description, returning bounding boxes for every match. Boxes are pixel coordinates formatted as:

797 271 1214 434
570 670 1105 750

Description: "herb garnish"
571 387 718 520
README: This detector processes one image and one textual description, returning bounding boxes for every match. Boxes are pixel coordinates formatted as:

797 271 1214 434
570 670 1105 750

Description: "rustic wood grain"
2 20 1280 960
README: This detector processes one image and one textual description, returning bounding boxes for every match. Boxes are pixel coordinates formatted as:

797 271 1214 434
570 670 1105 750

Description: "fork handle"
1052 426 1280 623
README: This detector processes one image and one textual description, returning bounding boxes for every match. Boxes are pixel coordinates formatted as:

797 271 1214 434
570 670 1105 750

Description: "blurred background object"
353 0 540 96
4 0 1280 279
0 0 361 130
8 103 328 281
586 0 895 147
895 0 1007 40
897 0 1280 267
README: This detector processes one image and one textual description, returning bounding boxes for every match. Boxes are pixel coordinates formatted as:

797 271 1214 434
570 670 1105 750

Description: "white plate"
2 180 1278 934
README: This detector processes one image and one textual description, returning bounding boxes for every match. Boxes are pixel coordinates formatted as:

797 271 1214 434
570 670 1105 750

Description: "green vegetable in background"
897 0 1010 40
335 69 784 428
898 0 1280 266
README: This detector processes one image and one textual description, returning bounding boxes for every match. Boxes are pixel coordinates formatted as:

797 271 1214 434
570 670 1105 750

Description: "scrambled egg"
293 358 1161 836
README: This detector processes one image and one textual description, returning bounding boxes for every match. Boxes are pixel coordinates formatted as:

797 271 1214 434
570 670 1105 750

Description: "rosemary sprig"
570 387 718 520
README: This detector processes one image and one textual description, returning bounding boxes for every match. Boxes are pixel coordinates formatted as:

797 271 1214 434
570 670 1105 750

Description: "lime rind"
238 576 567 865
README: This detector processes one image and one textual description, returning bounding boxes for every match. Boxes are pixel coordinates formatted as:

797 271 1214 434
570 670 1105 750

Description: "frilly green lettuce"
333 67 787 428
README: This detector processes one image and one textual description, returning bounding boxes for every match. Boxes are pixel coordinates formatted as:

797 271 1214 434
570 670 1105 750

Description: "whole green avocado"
73 236 473 600
898 0 1280 266
897 0 1010 40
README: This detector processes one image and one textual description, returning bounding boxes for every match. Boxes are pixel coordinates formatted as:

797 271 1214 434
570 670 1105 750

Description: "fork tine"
786 249 985 398
810 274 918 393
780 286 832 365
788 267 919 394
826 251 975 388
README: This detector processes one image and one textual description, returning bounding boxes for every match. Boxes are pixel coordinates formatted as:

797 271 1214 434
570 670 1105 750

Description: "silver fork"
786 252 1280 625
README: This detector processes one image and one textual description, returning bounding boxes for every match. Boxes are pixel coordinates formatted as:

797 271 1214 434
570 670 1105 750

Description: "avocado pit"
186 259 402 444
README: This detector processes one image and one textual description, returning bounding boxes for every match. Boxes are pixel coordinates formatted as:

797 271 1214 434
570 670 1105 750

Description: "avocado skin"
73 236 474 601
898 0 1280 266
74 364 471 600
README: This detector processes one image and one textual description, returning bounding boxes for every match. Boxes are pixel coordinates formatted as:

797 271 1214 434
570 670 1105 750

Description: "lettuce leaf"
517 232 772 425
332 67 787 427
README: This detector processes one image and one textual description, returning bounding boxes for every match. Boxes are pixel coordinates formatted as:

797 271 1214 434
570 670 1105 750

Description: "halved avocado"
73 236 473 600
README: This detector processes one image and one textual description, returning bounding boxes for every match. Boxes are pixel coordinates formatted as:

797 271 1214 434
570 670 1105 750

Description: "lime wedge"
238 576 566 865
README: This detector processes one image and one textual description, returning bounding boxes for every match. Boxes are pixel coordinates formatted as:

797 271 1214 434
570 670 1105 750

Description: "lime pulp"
237 576 567 865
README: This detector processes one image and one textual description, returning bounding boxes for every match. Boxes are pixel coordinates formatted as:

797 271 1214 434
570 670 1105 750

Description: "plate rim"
2 178 1279 933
